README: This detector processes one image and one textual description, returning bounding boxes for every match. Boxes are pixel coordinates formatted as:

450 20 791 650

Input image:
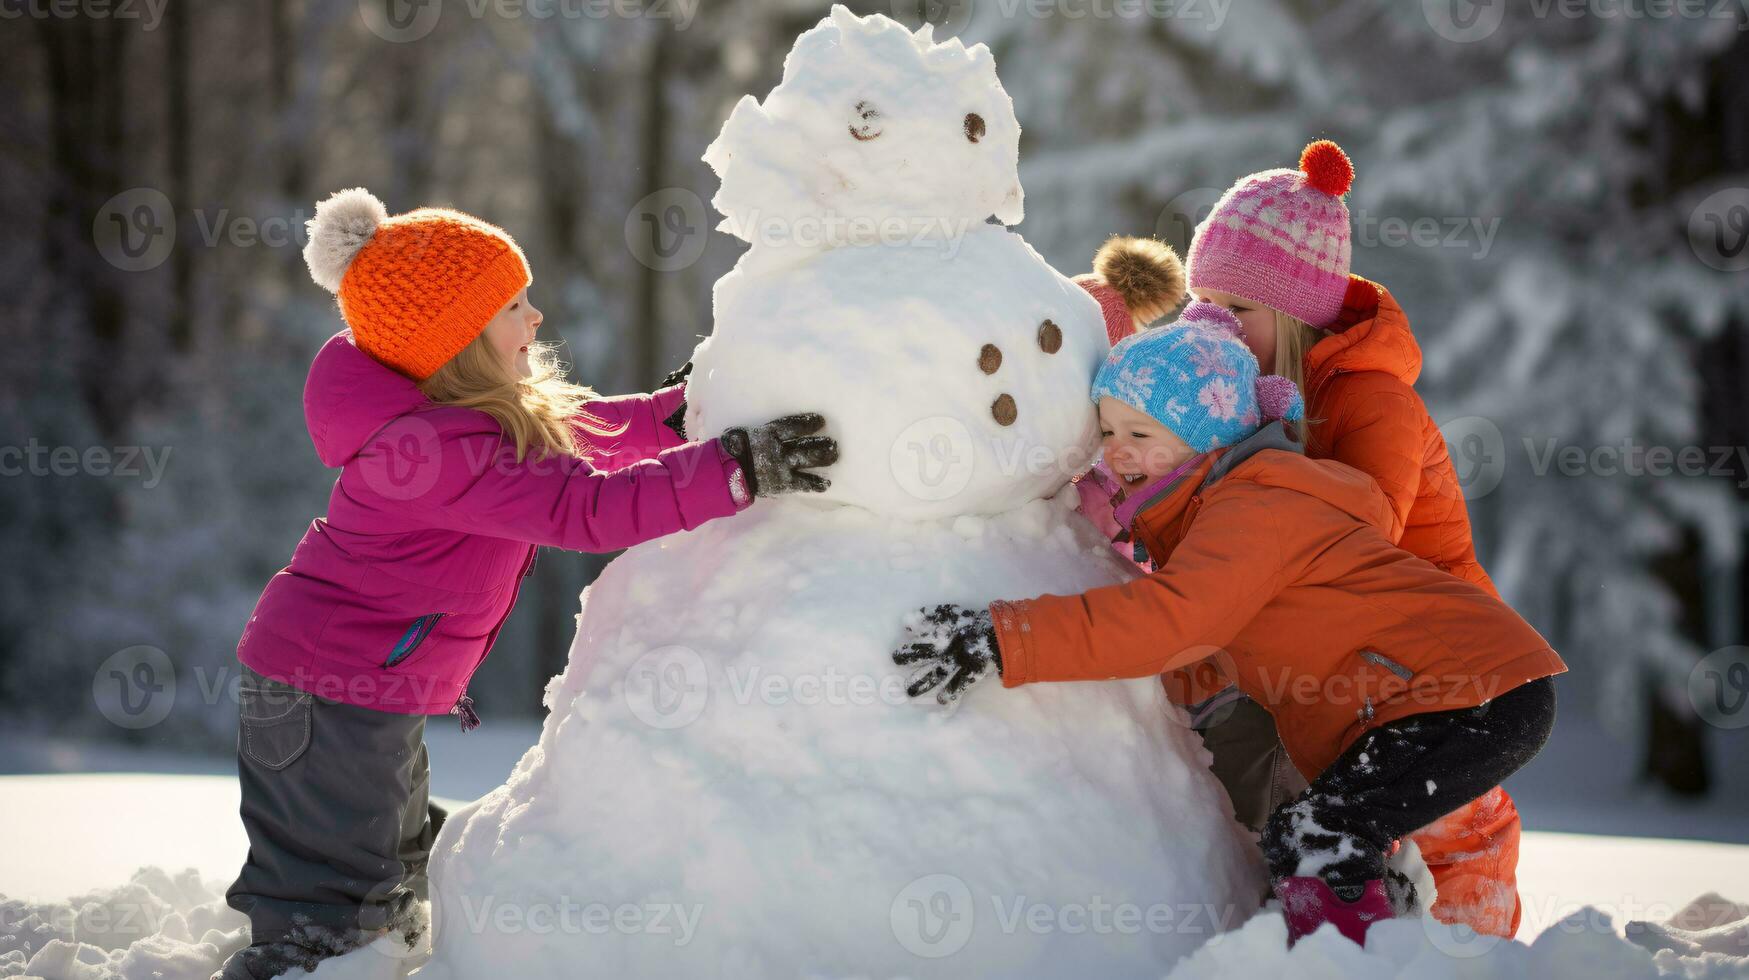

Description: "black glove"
893 604 1002 705
658 360 693 390
659 361 692 441
719 413 837 498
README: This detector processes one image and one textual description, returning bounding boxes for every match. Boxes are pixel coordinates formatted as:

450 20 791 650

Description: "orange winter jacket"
1307 276 1497 595
993 426 1566 780
1160 276 1500 708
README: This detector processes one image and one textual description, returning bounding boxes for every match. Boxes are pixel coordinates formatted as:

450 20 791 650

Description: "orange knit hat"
303 188 531 381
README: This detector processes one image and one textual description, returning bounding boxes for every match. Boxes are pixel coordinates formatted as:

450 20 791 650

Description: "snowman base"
424 490 1266 979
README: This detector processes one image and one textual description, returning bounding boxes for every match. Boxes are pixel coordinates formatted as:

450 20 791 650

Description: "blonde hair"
1268 308 1325 446
417 335 613 464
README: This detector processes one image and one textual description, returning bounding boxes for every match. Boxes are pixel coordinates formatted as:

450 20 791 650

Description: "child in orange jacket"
1163 139 1527 938
892 302 1564 946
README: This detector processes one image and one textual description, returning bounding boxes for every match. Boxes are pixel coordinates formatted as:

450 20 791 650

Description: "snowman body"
423 9 1263 978
688 225 1109 520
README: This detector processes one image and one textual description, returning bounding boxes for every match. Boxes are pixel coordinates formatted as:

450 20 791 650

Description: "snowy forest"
3 0 1748 801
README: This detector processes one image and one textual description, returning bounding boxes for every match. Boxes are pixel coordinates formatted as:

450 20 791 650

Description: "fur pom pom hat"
1075 236 1187 346
1186 139 1354 329
303 188 531 381
1092 300 1305 453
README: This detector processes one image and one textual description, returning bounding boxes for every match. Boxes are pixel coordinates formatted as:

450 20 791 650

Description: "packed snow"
689 7 1104 520
421 491 1265 978
687 225 1109 518
4 784 1747 980
702 5 1023 254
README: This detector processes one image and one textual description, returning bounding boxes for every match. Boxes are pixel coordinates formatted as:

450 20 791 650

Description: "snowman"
422 9 1262 978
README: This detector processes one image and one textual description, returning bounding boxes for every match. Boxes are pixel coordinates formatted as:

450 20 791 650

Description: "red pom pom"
1299 140 1354 198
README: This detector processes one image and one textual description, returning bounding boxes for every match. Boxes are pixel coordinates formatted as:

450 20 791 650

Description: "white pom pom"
303 188 388 292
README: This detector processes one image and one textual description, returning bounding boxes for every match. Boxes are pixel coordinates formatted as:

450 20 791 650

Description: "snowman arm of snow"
992 488 1290 686
391 431 745 552
572 385 689 470
1322 376 1423 544
893 604 1001 706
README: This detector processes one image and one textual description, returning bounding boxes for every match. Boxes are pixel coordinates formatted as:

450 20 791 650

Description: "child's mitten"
658 360 693 390
719 413 837 497
893 604 1002 705
659 361 692 440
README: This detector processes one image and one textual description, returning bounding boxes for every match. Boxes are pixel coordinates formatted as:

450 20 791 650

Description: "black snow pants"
1258 676 1556 894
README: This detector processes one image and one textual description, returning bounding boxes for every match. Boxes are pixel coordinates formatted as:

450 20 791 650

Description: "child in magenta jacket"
217 189 836 980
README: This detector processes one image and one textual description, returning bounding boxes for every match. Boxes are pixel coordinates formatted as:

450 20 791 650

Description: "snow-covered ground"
4 771 1748 943
3 718 1747 979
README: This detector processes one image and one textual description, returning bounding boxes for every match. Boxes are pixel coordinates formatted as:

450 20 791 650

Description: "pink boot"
1274 876 1393 946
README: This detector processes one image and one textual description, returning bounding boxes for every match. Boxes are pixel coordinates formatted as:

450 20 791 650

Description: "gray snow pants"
1192 692 1309 834
224 666 445 947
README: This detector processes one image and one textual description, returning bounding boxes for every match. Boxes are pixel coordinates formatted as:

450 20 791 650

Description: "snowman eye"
978 343 1002 374
850 100 882 142
964 113 986 143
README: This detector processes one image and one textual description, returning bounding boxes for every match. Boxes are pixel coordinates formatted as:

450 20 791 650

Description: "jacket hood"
304 330 431 468
1208 422 1397 535
1199 420 1302 488
1304 276 1422 389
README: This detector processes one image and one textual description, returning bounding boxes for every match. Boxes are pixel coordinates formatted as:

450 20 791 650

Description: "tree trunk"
36 15 134 437
165 0 193 352
630 30 673 390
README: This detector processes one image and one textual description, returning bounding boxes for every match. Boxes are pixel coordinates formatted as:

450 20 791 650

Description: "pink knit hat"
1186 140 1355 329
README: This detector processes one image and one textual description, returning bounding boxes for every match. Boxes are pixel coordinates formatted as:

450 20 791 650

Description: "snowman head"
702 5 1023 251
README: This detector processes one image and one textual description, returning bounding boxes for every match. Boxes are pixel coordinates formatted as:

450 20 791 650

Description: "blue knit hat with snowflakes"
1091 301 1306 453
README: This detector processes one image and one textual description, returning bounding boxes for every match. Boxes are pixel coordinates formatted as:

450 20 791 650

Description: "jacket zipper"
1310 368 1346 415
385 613 445 668
451 545 539 730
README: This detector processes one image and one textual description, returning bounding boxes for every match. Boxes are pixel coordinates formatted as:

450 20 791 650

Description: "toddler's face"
1098 397 1196 491
483 287 543 379
1191 287 1276 371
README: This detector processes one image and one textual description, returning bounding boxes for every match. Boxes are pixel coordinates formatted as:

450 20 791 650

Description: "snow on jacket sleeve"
1321 373 1424 544
573 385 688 471
994 486 1293 686
352 414 744 553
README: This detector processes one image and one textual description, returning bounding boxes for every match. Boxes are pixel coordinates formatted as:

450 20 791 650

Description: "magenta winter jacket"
235 330 748 716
